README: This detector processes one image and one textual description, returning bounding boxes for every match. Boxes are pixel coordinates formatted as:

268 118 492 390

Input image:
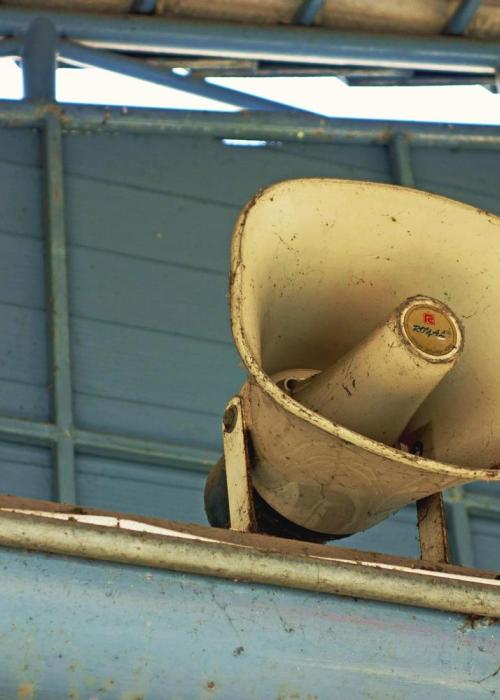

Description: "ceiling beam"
1 6 500 73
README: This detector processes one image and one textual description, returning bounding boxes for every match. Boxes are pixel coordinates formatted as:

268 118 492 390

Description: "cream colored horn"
205 178 500 539
291 296 463 447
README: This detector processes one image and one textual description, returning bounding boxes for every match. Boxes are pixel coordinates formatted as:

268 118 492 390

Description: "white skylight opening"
1 56 499 125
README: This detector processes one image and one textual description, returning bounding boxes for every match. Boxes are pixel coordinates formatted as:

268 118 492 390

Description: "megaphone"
205 179 500 542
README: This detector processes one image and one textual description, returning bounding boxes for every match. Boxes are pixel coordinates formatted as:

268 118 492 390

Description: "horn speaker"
205 179 500 541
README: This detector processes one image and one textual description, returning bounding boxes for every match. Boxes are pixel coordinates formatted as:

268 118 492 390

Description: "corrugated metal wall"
1 125 499 566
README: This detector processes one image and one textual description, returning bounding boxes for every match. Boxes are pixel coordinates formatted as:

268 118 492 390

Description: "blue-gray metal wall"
1 125 499 567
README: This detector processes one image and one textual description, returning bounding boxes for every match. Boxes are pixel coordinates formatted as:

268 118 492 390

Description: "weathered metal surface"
228 179 500 538
417 492 450 563
0 541 498 699
0 496 498 616
0 102 500 148
222 396 256 532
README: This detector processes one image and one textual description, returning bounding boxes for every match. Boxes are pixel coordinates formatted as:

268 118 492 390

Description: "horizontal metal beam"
0 415 216 472
74 428 217 472
1 6 500 72
0 508 498 616
0 36 19 56
0 415 58 446
0 100 499 148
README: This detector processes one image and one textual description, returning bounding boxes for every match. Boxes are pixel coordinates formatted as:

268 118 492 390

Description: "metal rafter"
1 6 500 72
0 101 499 148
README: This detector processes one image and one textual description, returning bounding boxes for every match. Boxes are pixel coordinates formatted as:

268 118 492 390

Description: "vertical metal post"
42 113 77 504
22 17 57 100
222 395 256 533
417 493 450 563
389 132 416 188
23 17 77 503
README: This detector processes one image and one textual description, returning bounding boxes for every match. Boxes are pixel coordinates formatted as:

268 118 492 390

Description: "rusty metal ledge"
0 495 497 618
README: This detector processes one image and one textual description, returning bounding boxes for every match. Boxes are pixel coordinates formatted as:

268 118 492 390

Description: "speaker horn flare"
206 179 500 539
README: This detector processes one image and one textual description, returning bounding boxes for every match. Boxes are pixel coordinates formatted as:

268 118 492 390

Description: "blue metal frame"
0 101 500 147
22 17 57 101
1 6 500 73
0 12 496 566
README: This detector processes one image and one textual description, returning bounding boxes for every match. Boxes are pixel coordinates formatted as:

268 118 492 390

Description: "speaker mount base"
221 394 451 563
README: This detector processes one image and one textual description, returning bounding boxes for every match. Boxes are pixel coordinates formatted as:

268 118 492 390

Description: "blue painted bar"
21 17 57 101
0 545 498 699
74 427 218 472
1 6 500 71
41 114 77 503
0 101 499 148
445 0 483 35
0 37 19 57
60 40 296 112
389 133 416 187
